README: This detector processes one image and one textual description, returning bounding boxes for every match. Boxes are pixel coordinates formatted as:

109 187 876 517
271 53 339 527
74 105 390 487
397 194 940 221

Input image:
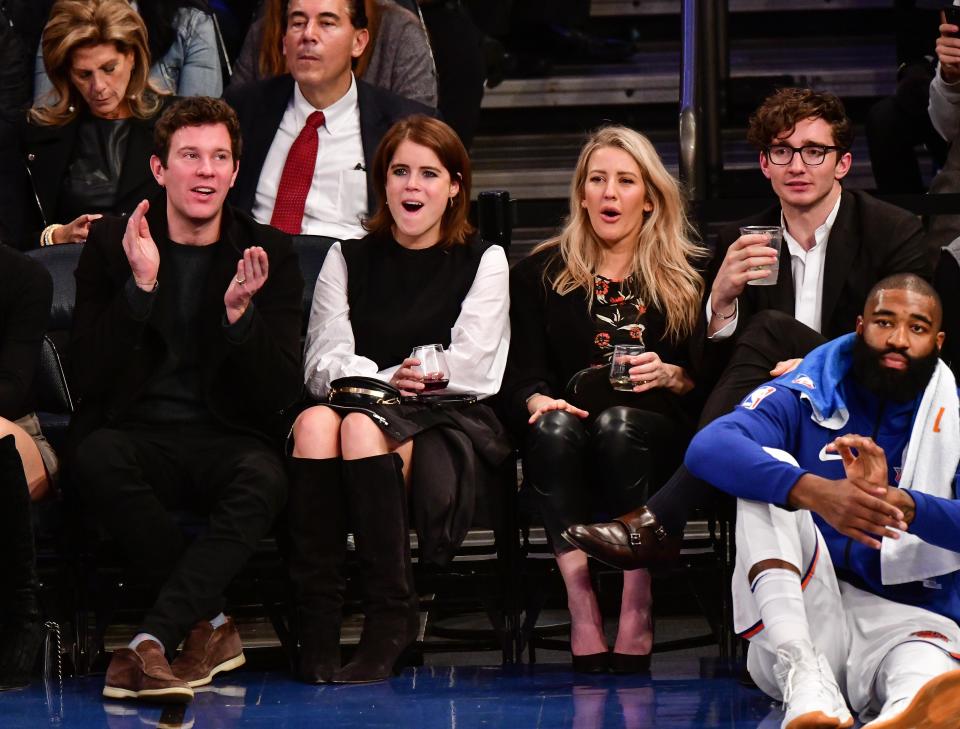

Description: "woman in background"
20 0 169 249
34 0 222 101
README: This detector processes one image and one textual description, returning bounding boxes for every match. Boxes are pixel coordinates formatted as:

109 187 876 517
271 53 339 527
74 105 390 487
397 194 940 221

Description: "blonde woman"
19 0 167 248
502 125 707 673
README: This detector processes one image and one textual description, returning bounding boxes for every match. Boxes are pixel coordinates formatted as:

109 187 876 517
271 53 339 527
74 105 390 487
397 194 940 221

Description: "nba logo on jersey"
791 374 815 389
741 386 777 410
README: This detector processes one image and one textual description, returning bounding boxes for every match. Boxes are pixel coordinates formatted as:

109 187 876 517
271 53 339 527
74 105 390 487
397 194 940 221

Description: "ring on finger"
235 276 246 285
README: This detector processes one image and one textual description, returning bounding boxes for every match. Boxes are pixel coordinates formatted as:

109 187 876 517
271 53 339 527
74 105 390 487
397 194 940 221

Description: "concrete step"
482 38 895 109
590 0 893 16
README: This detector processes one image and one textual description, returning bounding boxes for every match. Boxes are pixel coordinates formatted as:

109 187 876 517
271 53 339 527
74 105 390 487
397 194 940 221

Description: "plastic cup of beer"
740 226 781 286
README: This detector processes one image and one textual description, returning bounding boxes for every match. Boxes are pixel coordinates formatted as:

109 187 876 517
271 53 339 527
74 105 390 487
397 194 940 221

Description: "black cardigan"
0 245 52 420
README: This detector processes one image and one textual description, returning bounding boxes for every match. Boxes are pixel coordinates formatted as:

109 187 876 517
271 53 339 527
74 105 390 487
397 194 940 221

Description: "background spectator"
229 0 437 108
18 0 166 249
34 0 223 102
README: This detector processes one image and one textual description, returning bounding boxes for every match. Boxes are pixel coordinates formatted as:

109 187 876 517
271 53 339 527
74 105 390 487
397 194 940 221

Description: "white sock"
129 632 164 653
874 641 957 718
751 568 812 651
209 612 227 629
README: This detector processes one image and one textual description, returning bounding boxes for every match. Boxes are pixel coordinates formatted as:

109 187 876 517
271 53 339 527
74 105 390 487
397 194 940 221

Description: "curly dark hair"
153 96 242 166
746 87 854 153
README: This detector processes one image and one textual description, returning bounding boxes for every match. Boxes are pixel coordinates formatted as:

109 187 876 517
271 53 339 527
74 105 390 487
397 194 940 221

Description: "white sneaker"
863 669 960 729
773 639 853 729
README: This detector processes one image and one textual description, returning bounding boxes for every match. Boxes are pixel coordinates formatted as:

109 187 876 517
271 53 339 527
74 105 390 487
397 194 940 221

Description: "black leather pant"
524 406 685 555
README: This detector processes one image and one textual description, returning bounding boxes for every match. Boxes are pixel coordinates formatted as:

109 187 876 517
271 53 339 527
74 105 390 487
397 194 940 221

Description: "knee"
339 412 385 459
232 450 288 516
72 429 125 499
528 409 587 450
591 406 662 453
741 310 797 342
292 406 341 455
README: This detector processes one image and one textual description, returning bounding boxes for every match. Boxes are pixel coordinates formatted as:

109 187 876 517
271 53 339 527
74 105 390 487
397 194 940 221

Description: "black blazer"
691 189 929 381
18 104 166 249
68 197 304 445
224 75 435 216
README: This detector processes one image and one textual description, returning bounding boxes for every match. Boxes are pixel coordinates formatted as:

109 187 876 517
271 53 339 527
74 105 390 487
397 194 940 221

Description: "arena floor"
3 659 794 729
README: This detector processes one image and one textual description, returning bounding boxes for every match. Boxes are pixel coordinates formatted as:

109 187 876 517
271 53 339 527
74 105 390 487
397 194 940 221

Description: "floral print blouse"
591 274 648 364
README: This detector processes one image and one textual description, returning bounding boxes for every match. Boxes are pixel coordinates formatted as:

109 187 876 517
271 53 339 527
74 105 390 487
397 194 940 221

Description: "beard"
851 334 939 403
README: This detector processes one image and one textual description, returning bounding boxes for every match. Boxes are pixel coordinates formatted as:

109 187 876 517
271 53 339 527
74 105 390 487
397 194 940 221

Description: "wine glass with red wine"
410 344 450 392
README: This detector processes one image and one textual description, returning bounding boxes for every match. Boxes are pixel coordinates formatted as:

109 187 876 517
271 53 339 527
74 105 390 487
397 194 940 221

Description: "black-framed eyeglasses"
764 145 841 166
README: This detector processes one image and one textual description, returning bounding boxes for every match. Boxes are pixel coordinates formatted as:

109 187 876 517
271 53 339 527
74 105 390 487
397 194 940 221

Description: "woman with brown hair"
228 0 437 107
286 114 509 684
18 0 167 249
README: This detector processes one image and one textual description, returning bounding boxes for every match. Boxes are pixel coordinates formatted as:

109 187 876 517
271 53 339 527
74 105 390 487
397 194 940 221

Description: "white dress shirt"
707 193 842 339
303 242 511 400
252 76 368 240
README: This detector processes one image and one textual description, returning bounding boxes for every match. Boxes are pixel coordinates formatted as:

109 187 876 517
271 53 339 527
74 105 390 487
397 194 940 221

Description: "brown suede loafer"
102 640 193 703
561 507 681 570
171 618 246 688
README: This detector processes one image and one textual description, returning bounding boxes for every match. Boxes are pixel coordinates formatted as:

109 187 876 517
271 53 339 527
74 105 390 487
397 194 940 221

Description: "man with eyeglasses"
562 87 932 574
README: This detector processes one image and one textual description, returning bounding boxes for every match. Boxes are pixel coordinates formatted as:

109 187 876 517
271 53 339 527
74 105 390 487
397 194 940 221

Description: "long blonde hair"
29 0 162 126
534 126 707 342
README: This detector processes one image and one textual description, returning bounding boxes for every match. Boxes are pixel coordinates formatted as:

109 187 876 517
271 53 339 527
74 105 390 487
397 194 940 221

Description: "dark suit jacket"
69 197 304 446
17 104 166 249
692 189 929 382
224 75 434 216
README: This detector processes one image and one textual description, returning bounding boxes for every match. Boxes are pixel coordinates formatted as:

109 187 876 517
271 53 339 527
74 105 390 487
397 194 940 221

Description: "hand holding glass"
410 344 449 392
609 344 646 391
740 226 781 286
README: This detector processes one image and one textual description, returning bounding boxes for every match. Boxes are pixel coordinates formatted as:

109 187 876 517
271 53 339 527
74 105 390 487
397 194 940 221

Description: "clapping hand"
224 247 269 324
122 200 160 290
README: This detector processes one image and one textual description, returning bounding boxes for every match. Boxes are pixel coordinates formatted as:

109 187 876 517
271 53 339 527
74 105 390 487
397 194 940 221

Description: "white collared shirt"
252 76 368 240
708 192 842 339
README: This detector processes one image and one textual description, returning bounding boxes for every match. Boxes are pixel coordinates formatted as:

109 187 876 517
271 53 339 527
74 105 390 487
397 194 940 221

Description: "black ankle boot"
333 453 419 684
0 434 44 691
285 456 346 684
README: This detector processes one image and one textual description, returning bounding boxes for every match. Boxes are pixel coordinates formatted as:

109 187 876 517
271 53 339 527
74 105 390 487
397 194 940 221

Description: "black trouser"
524 406 685 554
648 311 826 534
866 61 949 195
73 423 287 653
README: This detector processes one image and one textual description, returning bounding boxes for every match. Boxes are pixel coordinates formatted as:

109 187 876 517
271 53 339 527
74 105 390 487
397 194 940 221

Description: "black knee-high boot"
333 453 419 684
285 456 346 683
0 434 45 690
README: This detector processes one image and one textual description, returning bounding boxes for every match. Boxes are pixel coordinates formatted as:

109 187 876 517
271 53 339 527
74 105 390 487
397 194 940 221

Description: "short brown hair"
153 97 243 166
366 115 475 248
746 87 853 154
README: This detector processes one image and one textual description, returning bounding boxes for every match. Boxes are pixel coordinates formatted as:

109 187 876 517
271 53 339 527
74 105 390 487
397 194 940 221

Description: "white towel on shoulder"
881 360 960 585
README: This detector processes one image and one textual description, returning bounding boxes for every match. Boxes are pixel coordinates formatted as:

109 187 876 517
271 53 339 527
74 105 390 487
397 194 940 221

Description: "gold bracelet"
134 277 158 292
40 224 62 247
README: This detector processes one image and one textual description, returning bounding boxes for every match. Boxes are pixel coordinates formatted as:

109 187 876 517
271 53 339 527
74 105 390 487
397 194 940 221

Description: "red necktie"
270 111 325 235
